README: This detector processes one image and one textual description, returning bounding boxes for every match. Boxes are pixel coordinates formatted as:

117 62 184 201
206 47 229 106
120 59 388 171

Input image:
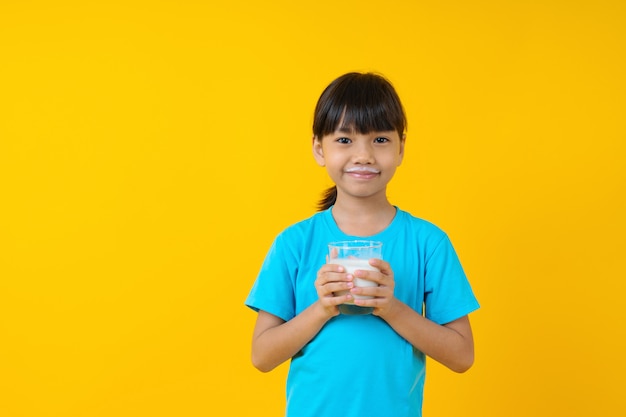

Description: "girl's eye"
336 137 351 144
375 137 389 143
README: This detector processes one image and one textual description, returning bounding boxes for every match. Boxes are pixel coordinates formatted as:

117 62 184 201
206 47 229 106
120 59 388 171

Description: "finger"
317 280 354 300
353 268 383 285
327 292 353 305
351 280 393 298
320 263 345 274
327 280 355 294
353 292 390 306
317 265 350 286
350 285 380 299
368 258 392 275
352 296 380 308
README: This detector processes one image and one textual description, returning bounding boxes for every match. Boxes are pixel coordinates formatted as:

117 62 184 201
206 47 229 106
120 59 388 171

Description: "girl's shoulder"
273 210 330 246
395 208 448 239
282 210 326 234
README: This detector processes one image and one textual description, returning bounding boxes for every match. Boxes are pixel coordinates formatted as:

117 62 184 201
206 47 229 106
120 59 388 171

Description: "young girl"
245 72 479 417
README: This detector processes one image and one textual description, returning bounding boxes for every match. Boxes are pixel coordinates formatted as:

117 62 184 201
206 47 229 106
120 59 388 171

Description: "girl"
246 72 479 417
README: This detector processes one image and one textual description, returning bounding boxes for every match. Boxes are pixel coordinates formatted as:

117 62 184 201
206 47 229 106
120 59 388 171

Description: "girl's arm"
351 258 475 373
251 263 354 372
378 304 474 373
251 303 329 372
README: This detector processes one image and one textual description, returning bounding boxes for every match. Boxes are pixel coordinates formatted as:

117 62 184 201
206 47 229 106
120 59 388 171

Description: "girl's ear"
397 133 406 166
312 136 325 167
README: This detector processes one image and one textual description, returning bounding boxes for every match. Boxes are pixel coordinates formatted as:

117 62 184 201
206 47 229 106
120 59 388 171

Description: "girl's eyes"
335 137 390 144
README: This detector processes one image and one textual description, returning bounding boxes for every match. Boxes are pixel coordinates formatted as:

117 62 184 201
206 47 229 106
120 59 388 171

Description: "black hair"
313 72 407 211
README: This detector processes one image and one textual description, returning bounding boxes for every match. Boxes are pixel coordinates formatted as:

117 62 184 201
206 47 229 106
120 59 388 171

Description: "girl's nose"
353 142 375 163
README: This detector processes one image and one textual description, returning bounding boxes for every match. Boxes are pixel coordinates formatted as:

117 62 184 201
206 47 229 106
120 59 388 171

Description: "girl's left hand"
350 258 398 317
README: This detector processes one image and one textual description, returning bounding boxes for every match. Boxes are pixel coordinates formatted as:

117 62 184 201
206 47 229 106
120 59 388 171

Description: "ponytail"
317 185 337 211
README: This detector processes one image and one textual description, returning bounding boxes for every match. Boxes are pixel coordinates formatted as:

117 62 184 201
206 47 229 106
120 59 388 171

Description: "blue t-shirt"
246 207 479 417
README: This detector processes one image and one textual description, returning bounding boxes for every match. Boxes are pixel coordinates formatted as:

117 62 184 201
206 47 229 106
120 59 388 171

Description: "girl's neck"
331 196 396 237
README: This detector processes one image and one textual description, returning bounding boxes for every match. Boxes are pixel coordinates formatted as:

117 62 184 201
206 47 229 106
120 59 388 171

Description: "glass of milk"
328 240 383 304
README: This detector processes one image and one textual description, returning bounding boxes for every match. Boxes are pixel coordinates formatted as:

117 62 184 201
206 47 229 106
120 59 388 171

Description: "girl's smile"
345 166 381 179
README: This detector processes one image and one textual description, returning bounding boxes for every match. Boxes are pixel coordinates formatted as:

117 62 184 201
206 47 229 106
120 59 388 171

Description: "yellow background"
1 0 625 416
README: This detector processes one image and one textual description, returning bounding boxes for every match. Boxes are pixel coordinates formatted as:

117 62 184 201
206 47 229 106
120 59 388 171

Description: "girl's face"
313 125 405 203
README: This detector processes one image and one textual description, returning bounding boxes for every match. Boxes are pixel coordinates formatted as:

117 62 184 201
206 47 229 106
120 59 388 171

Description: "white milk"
332 258 379 302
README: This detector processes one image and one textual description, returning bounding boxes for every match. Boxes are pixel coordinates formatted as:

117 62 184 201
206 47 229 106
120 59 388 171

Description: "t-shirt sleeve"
423 235 479 325
245 233 297 322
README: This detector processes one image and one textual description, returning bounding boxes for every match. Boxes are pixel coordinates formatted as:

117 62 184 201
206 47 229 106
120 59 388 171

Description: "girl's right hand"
314 263 354 316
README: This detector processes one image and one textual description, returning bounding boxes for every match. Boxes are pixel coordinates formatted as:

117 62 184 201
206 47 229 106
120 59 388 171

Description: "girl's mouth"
345 166 380 178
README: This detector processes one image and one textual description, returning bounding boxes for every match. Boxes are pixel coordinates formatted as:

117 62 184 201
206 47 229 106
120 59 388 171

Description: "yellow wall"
1 1 625 416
